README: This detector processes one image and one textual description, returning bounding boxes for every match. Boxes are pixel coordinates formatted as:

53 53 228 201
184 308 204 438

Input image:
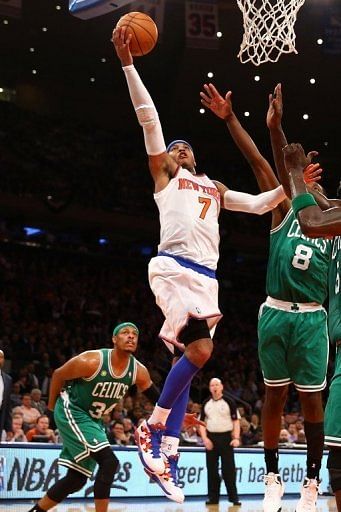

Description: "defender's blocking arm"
284 143 341 237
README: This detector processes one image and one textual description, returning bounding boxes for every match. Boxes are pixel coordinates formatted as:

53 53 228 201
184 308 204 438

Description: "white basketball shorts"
148 254 222 353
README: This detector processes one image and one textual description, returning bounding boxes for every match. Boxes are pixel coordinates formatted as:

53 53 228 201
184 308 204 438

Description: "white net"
236 0 306 66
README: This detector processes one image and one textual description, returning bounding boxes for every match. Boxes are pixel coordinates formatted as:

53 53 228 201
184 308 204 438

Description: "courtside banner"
0 445 329 499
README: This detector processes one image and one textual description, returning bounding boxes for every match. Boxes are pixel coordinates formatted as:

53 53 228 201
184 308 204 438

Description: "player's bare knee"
185 338 213 367
299 391 323 420
265 386 288 408
328 447 341 492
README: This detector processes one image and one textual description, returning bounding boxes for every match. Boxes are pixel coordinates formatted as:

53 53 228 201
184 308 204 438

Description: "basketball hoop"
236 0 306 66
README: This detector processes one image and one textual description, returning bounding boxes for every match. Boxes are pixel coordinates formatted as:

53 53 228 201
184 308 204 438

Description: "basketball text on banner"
131 0 165 37
69 0 132 20
185 0 219 50
0 0 21 18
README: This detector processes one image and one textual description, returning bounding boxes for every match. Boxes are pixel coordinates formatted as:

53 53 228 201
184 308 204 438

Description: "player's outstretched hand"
283 143 309 174
183 413 206 430
200 83 233 121
304 163 322 184
111 26 133 67
266 83 283 130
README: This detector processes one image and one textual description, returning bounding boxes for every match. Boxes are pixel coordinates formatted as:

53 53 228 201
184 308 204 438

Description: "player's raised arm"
284 143 341 237
201 83 289 225
112 26 177 192
48 351 99 411
201 83 280 191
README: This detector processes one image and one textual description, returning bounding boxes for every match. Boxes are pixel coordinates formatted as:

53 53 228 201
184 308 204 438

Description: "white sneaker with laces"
134 419 165 475
296 477 321 512
263 472 285 512
145 453 184 503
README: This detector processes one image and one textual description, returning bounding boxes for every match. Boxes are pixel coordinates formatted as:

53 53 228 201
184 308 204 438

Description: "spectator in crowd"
26 363 39 391
0 350 12 440
41 368 53 398
279 429 290 445
200 378 241 506
6 413 27 442
122 418 135 445
13 393 41 429
26 415 57 443
101 413 113 437
30 389 47 415
130 405 145 426
108 421 132 446
10 382 22 409
240 418 256 446
122 396 134 417
288 423 298 443
296 430 307 445
250 413 261 437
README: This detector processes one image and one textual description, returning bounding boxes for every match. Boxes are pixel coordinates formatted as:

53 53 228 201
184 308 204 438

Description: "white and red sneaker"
135 419 165 475
145 453 184 503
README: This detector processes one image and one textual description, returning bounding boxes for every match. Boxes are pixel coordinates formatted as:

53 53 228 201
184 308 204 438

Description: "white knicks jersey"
154 167 221 270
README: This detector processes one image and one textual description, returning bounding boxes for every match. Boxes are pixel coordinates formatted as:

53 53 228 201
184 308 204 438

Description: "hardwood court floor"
0 496 338 512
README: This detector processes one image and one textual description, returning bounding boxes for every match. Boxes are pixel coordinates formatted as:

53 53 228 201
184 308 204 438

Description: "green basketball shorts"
325 346 341 446
258 300 328 392
54 391 110 477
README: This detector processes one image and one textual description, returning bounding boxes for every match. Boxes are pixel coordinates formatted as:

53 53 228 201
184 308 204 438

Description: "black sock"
264 448 279 474
304 421 323 480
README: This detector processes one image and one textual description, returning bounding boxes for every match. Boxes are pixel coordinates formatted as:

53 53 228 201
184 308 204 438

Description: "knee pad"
327 448 341 492
92 447 119 499
178 317 210 345
47 468 87 502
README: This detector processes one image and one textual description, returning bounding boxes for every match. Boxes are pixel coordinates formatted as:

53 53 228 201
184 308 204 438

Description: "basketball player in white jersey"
112 26 287 501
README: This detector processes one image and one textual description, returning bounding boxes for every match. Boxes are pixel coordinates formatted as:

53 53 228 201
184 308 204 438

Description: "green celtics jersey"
66 349 137 421
329 237 341 343
266 209 331 303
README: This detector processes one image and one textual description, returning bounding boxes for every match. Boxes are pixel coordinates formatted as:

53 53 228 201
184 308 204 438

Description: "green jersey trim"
108 349 132 379
325 436 341 447
83 350 103 382
270 208 293 235
132 359 138 385
58 458 92 477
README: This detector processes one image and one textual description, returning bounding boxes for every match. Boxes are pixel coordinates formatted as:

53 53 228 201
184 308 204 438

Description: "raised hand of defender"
183 413 206 430
111 26 133 67
304 163 322 184
283 143 309 174
266 83 283 130
303 150 322 183
200 83 233 121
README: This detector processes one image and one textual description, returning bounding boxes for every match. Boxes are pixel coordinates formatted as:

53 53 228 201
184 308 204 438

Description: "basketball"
116 12 158 57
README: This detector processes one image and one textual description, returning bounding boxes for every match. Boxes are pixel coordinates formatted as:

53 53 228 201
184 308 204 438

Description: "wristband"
292 193 318 217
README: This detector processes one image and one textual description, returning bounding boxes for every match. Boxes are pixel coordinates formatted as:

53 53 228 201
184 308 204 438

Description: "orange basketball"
116 12 158 57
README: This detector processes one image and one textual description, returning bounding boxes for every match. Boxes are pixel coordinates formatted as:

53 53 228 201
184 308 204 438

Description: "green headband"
113 322 139 337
